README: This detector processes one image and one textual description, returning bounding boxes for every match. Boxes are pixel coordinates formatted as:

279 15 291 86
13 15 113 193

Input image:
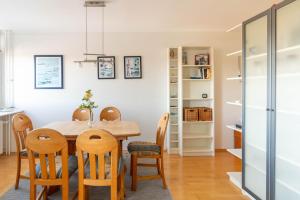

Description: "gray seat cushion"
84 155 124 179
127 141 160 154
35 155 78 178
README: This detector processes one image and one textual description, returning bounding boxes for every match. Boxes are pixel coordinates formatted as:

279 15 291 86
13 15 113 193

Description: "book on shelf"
190 67 211 79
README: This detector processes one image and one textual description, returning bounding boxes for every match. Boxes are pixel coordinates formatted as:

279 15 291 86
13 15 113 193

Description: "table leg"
118 140 123 159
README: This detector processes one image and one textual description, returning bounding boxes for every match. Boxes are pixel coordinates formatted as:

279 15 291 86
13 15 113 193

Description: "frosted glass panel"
276 1 300 199
244 15 268 200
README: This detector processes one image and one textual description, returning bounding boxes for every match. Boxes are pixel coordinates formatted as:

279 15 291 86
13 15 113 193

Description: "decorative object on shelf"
195 54 209 65
170 49 177 59
34 55 64 89
190 67 211 79
202 93 208 98
183 107 199 121
97 56 115 79
124 56 142 79
182 51 188 65
198 107 213 121
79 89 98 127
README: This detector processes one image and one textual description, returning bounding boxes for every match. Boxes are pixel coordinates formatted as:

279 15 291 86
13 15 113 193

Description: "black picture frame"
34 55 64 89
97 56 116 79
124 56 142 79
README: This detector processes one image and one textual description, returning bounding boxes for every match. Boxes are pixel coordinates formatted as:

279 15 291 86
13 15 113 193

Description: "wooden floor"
0 151 248 200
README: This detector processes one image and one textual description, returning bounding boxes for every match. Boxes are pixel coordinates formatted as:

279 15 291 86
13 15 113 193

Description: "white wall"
13 31 240 150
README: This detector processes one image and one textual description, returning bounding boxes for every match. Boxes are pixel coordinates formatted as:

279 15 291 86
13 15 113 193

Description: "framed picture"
34 55 64 89
195 54 209 65
97 56 115 79
124 56 142 79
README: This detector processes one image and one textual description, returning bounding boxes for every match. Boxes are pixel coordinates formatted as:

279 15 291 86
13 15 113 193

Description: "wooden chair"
99 107 121 121
72 108 91 121
25 128 78 200
127 113 169 191
12 113 33 189
76 129 125 200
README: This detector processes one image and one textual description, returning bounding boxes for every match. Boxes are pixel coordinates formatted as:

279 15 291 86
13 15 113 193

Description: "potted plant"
79 89 98 127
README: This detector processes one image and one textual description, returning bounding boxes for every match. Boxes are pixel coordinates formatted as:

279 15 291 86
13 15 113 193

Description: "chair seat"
84 156 124 179
127 141 160 156
35 155 78 178
20 150 39 158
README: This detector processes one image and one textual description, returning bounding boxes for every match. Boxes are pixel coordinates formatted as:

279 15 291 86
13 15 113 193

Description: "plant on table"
79 89 98 125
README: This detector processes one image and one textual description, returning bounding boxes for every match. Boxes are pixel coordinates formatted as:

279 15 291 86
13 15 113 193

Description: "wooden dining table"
43 120 141 156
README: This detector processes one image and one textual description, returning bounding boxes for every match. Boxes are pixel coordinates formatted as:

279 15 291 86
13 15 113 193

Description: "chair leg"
15 155 21 189
160 157 167 189
78 184 85 200
62 183 69 200
156 158 161 175
130 154 133 176
30 183 36 200
131 154 138 191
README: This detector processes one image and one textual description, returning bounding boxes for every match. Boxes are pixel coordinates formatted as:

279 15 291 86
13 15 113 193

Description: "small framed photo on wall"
97 56 115 79
34 55 64 89
195 54 209 65
124 56 142 79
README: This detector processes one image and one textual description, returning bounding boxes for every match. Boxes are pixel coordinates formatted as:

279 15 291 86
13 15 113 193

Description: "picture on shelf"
124 56 142 79
97 56 115 79
195 54 209 65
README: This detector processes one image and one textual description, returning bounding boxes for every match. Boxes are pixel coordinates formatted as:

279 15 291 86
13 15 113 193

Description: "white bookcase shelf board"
167 46 215 156
227 148 242 159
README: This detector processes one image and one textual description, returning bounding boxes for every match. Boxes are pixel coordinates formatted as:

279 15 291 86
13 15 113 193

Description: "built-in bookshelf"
167 48 179 154
167 46 215 156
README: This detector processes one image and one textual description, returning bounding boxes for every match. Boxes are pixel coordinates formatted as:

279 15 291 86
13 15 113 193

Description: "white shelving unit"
167 46 215 156
167 48 179 154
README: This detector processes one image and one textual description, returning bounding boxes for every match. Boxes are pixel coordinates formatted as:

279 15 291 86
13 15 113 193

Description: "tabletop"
43 121 141 139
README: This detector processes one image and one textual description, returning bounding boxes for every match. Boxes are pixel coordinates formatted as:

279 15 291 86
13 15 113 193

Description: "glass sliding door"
243 11 269 200
275 0 300 199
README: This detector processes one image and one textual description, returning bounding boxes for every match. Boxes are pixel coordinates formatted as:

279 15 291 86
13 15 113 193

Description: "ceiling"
0 0 282 33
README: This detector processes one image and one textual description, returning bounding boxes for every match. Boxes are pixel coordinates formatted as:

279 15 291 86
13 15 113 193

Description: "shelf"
183 121 214 124
183 135 213 139
170 123 178 126
226 101 242 106
226 76 242 80
182 65 211 67
183 79 211 81
183 98 213 101
226 50 242 57
170 97 178 99
227 148 242 159
227 172 242 188
226 125 242 132
171 140 179 143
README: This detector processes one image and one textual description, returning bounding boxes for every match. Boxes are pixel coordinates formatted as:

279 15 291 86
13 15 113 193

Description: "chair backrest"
99 107 121 121
156 113 170 150
25 128 69 185
72 108 91 121
76 129 118 195
12 113 33 153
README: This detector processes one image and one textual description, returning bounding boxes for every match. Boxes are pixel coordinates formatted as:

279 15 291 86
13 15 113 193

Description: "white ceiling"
0 0 282 33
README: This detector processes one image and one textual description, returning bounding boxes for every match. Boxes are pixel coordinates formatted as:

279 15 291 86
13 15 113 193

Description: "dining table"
42 120 140 195
43 120 141 157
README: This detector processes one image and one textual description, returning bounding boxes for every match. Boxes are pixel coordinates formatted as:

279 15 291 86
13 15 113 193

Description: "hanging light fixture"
74 0 107 64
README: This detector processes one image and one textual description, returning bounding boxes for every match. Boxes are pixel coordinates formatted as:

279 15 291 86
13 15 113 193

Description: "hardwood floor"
0 152 248 200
